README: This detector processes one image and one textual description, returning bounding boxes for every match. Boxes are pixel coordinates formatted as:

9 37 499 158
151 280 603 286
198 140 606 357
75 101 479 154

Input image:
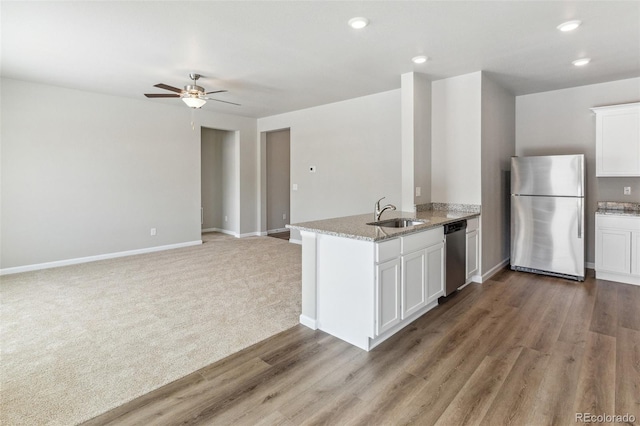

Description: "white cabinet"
375 226 444 339
466 217 480 281
425 242 445 302
375 258 401 335
591 103 640 177
595 214 640 285
634 232 640 276
309 225 447 351
399 228 445 321
401 250 427 318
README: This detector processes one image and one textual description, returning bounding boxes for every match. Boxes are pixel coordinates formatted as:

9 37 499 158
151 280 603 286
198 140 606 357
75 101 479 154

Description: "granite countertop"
287 209 480 242
596 201 640 217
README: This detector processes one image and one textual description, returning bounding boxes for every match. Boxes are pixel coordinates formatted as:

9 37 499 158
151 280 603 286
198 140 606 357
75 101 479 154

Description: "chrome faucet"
375 197 397 221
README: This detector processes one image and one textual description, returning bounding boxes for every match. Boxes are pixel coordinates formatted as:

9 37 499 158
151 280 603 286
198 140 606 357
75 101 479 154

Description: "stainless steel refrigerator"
511 154 585 281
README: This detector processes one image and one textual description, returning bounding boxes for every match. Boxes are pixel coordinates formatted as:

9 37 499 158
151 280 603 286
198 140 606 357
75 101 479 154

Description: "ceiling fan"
144 73 240 108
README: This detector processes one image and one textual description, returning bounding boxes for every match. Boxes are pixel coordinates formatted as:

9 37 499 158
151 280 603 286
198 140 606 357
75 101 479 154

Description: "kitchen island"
288 207 480 350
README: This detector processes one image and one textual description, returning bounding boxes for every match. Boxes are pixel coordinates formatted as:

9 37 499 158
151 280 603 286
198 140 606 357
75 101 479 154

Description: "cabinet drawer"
466 217 479 232
402 227 444 254
597 215 640 231
376 238 401 263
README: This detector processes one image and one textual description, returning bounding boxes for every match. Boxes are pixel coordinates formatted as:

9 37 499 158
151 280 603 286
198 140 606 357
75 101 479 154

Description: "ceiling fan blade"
203 97 241 106
154 83 183 93
145 93 181 98
205 90 227 94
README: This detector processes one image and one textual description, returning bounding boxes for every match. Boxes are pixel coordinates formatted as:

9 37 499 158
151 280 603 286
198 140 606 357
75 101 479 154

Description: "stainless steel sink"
367 218 428 228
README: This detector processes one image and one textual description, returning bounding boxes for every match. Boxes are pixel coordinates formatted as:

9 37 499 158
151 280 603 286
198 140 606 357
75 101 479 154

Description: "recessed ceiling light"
412 55 428 64
572 58 591 66
557 20 582 32
348 17 369 29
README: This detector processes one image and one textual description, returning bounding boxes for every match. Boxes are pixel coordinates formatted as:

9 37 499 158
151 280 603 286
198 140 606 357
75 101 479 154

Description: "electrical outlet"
224 216 228 222
309 166 316 173
415 186 421 197
150 228 157 236
624 186 631 195
283 213 287 220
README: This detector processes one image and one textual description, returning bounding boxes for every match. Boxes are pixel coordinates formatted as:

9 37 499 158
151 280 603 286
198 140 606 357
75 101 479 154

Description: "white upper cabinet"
591 102 640 177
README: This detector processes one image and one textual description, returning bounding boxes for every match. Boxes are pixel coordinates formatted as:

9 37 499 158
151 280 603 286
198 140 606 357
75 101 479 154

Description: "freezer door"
511 195 585 278
511 155 584 197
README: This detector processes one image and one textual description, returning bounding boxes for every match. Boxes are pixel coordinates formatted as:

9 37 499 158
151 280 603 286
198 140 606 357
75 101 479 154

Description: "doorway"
201 127 239 236
265 129 291 239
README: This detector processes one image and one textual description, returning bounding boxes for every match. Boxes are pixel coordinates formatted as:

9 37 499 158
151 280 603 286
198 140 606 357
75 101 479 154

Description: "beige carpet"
0 233 301 425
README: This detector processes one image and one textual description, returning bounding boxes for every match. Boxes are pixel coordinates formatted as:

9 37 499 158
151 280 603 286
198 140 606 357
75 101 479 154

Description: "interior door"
511 195 584 277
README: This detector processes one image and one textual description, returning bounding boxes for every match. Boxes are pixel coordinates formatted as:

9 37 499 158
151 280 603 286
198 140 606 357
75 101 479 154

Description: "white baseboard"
0 240 203 276
239 231 265 238
299 314 317 330
289 239 302 245
267 227 289 234
204 228 285 238
596 271 640 286
473 257 510 283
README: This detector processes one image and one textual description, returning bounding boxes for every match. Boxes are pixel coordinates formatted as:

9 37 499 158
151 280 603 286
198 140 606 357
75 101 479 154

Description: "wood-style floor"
269 231 291 241
84 269 639 426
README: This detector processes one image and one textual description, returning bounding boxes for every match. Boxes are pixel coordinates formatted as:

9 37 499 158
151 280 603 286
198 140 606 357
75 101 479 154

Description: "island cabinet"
301 226 445 351
466 217 480 282
591 103 640 177
595 214 640 285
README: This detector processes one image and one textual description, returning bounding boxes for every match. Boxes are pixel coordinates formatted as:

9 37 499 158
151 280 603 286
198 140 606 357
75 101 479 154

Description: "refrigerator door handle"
577 199 582 239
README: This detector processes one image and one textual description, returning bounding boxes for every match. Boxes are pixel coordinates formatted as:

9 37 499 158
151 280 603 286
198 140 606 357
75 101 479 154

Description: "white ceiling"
2 1 639 118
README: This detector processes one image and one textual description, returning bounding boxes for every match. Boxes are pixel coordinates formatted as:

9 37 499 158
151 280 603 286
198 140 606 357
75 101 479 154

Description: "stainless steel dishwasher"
443 220 467 297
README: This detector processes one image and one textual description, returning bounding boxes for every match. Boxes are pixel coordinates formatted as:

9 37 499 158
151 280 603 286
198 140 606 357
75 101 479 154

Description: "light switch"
293 184 298 191
624 186 631 195
415 186 421 197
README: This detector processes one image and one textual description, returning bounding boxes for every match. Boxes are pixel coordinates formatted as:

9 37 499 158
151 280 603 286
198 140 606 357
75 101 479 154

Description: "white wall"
401 72 432 210
258 90 402 237
481 73 515 273
516 77 640 265
431 72 482 204
1 78 257 270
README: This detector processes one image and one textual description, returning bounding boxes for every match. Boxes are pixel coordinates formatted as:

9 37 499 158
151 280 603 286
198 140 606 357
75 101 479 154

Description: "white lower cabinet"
466 217 479 281
375 258 401 335
376 227 445 338
425 242 445 303
401 249 427 318
634 232 640 276
595 214 640 285
312 226 446 351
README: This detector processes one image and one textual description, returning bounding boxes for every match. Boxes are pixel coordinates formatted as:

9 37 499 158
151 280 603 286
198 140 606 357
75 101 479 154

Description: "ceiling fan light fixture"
348 17 369 29
572 57 591 66
557 20 582 32
412 55 428 64
182 96 206 108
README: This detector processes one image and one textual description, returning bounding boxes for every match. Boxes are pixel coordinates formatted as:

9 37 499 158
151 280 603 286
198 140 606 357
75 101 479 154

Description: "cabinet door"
466 230 479 279
426 242 445 303
633 231 640 276
402 249 427 319
595 106 640 177
376 258 401 335
596 228 631 274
